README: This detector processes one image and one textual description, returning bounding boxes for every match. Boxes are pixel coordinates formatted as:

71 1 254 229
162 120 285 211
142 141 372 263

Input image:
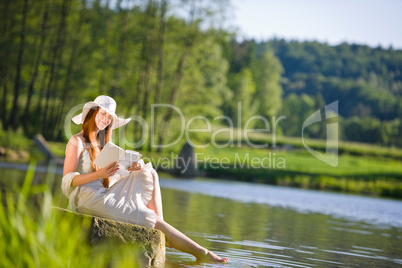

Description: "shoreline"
0 161 63 175
2 159 401 200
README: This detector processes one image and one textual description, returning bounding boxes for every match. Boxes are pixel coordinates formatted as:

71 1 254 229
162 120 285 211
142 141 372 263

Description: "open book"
93 142 142 176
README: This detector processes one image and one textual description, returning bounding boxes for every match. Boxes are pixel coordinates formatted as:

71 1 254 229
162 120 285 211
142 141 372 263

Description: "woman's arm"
63 136 119 187
71 170 105 187
63 136 82 177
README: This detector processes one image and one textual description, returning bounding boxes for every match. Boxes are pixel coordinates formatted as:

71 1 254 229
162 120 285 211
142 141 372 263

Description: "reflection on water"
160 178 402 267
160 178 402 228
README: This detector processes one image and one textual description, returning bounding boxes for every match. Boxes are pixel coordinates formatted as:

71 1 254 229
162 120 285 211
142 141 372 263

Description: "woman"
62 95 228 263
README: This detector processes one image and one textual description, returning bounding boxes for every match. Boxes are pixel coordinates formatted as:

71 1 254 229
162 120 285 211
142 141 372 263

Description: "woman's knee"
151 169 160 182
154 216 165 230
131 169 153 180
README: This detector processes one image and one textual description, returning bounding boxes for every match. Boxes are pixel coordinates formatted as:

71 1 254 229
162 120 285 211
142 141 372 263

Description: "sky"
229 0 402 49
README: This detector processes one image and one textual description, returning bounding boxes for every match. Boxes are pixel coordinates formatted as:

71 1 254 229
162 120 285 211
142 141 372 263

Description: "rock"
91 216 166 266
175 142 197 178
17 150 30 161
54 207 165 266
6 149 19 161
0 147 6 156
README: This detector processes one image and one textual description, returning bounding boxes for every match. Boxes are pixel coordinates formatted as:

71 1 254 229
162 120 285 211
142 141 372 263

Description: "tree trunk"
148 0 166 151
1 80 8 129
33 67 49 135
8 0 29 130
139 53 153 145
109 0 129 97
156 46 189 152
132 0 157 148
98 0 111 94
23 0 50 134
55 0 88 140
155 1 198 152
42 0 70 137
0 0 14 129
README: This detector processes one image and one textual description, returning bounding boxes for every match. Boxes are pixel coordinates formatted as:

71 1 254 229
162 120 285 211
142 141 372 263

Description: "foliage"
1 0 401 149
251 50 284 120
0 128 32 151
221 38 402 146
0 0 233 150
227 68 256 127
221 39 284 129
279 93 316 137
263 39 402 146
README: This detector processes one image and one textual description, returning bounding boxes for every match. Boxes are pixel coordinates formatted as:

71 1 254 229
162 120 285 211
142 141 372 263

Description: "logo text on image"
302 101 338 167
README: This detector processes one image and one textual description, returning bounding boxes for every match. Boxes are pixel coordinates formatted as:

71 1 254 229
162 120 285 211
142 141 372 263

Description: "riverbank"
1 129 401 199
2 147 401 199
193 146 402 199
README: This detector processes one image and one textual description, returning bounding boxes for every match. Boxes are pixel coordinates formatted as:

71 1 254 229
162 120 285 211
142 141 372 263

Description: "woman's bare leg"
154 217 228 263
147 171 228 262
146 170 164 220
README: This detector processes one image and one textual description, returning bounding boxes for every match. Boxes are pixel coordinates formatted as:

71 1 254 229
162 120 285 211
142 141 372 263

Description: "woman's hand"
97 161 119 178
128 161 143 172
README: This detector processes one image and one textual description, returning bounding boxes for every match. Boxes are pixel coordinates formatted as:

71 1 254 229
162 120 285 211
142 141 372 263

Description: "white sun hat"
72 95 131 129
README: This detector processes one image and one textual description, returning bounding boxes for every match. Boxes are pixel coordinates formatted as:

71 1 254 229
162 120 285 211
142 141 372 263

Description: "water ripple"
160 177 402 228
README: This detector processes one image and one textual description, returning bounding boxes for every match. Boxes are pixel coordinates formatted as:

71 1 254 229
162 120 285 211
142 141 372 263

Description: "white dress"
62 146 158 229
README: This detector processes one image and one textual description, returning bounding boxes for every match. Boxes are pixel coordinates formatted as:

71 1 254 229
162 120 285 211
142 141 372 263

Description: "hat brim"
72 102 131 130
111 117 131 129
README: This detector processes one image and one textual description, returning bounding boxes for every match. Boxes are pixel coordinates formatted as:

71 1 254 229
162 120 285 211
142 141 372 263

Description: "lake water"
1 164 402 267
160 178 402 267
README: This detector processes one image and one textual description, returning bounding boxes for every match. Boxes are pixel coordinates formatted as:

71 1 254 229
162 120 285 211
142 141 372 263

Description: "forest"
1 0 401 149
225 39 402 146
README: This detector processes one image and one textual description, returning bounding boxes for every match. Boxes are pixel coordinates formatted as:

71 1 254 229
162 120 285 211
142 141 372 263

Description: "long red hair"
82 107 113 187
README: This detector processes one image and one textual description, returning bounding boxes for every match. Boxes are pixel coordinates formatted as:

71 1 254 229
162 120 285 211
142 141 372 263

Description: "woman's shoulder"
67 133 86 152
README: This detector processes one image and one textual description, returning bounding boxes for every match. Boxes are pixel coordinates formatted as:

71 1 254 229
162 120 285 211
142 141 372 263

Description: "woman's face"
95 108 113 131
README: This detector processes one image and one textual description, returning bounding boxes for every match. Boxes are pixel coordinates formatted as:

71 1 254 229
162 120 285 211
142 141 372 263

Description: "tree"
8 0 29 130
22 0 50 134
149 0 167 151
280 93 315 137
252 50 283 121
42 0 71 137
228 68 256 128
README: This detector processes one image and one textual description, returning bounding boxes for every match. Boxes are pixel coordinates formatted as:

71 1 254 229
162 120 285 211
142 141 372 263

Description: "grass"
196 146 402 177
0 128 40 162
206 124 402 160
0 128 32 151
46 141 67 157
0 160 140 267
194 146 402 198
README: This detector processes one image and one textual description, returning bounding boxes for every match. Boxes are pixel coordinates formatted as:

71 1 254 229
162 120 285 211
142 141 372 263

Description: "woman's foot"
196 250 229 263
154 218 228 263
